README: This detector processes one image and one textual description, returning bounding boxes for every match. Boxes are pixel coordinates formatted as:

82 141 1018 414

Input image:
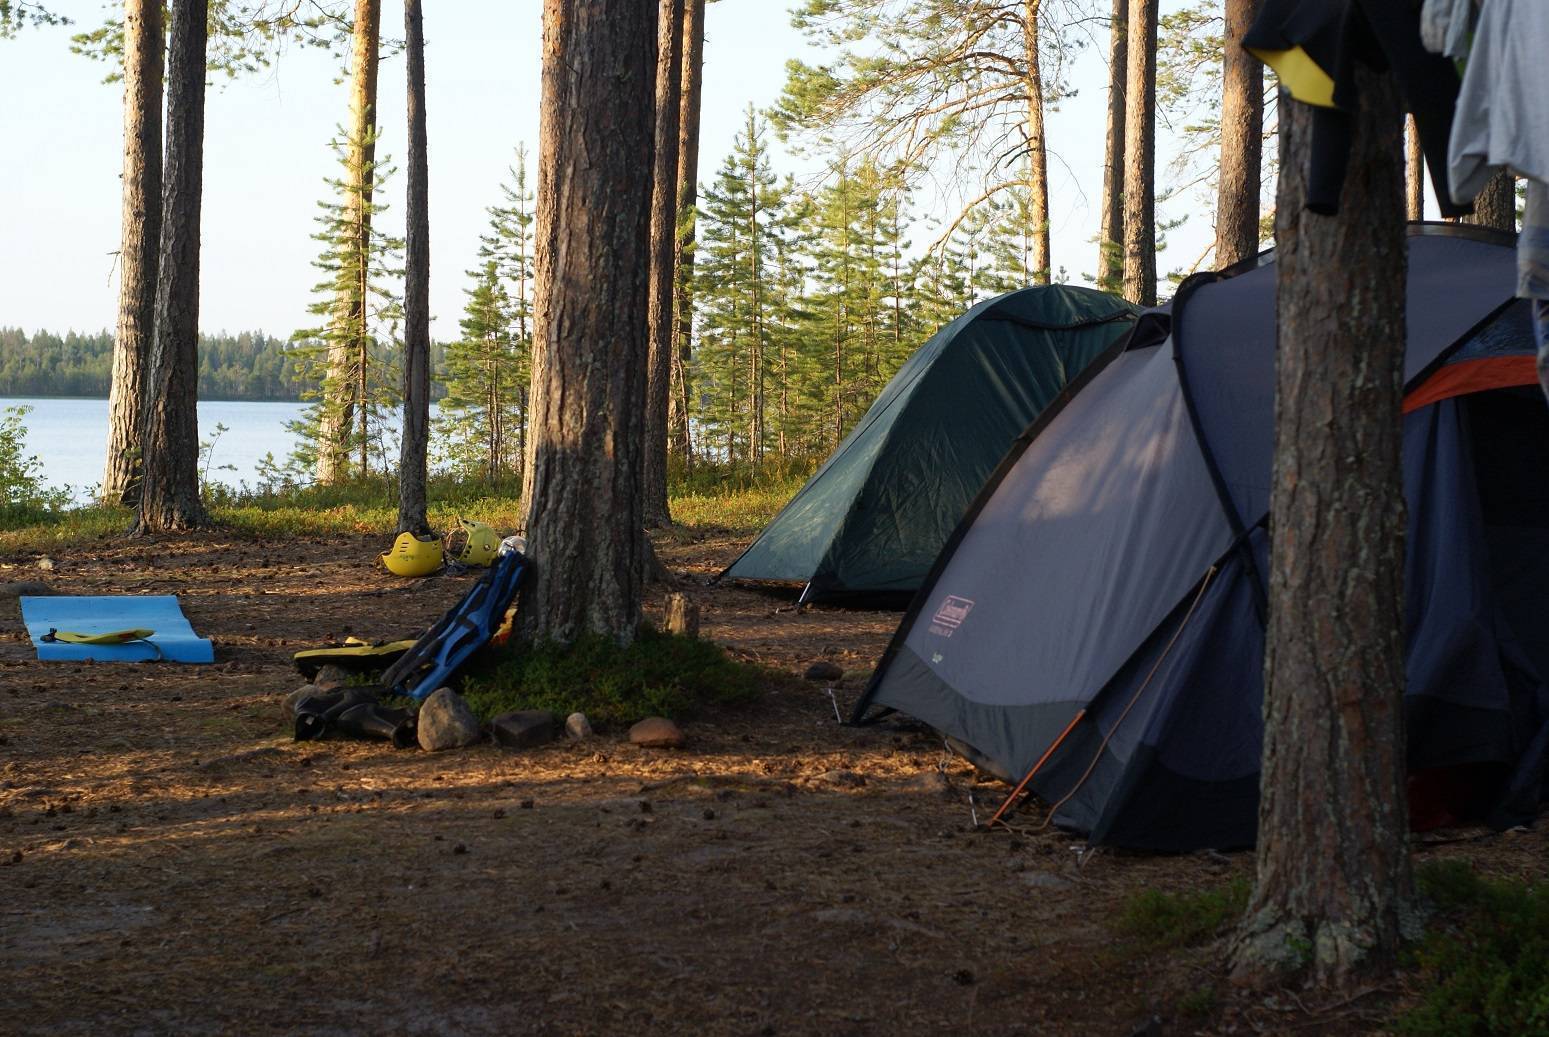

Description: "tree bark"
1097 0 1126 292
318 0 381 484
397 0 430 536
643 0 684 529
137 0 208 534
103 0 164 506
1405 116 1424 221
521 0 656 646
1022 0 1051 284
668 0 706 468
1120 0 1157 306
1462 169 1516 232
1214 0 1263 268
1231 72 1415 988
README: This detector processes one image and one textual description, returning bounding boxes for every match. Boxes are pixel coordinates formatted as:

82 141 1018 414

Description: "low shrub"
1398 860 1549 1037
0 407 73 524
459 626 766 727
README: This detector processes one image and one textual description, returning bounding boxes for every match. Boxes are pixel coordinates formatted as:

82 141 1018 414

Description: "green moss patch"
459 626 765 728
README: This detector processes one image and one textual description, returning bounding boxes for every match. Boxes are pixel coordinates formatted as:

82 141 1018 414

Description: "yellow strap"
1248 45 1337 109
51 628 156 645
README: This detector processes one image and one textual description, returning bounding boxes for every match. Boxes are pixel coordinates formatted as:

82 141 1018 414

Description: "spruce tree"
438 150 535 484
289 126 404 480
693 110 785 465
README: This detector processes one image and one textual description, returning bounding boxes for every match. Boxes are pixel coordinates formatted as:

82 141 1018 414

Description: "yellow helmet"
381 532 444 577
447 517 500 567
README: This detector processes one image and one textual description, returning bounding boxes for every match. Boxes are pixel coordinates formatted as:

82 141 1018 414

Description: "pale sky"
1 0 1222 340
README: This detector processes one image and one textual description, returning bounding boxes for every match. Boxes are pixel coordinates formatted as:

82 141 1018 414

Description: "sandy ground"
1 528 1545 1036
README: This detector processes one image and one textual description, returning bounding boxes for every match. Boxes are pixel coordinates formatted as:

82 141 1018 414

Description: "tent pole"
986 708 1087 828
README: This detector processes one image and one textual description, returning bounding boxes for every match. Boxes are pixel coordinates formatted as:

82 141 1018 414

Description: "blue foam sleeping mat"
19 595 215 663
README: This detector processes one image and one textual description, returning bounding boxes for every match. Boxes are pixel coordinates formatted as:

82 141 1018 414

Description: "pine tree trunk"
521 0 656 645
137 0 207 534
1098 0 1126 292
1120 0 1157 306
668 0 706 469
1405 116 1424 221
1231 71 1415 988
318 0 381 484
103 0 164 506
643 0 683 529
1462 170 1515 232
1214 0 1263 267
397 0 430 536
1022 0 1051 284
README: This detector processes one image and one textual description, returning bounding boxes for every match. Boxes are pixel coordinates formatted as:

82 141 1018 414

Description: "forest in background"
0 326 445 402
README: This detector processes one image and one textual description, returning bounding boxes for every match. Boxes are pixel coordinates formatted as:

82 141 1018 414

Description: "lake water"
2 397 310 501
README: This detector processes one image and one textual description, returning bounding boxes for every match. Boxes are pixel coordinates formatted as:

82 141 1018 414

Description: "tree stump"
664 593 699 639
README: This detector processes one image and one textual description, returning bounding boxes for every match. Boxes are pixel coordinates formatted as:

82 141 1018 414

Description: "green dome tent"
720 284 1139 603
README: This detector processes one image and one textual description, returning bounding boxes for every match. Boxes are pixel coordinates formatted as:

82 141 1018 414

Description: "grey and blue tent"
720 284 1138 603
854 226 1549 851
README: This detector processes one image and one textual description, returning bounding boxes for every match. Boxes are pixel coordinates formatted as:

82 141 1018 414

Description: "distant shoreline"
0 395 307 404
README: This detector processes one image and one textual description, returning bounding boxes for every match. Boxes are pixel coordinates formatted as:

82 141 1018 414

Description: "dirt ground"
2 527 1545 1036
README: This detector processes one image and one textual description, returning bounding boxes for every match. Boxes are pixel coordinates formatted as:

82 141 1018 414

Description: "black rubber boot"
333 702 418 749
292 688 381 741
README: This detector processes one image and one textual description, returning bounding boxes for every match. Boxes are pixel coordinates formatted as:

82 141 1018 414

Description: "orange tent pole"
986 707 1086 828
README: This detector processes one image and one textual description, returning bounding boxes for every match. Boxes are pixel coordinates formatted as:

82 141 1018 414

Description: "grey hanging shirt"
1420 0 1474 61
1448 0 1549 204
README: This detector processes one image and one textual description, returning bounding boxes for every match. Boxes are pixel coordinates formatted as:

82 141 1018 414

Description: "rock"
813 769 867 788
629 716 685 749
282 684 319 723
664 593 700 638
34 557 54 572
906 769 955 800
416 688 482 751
491 710 558 750
0 581 52 598
944 735 1015 783
310 664 351 692
564 712 594 740
804 661 844 682
1019 870 1073 890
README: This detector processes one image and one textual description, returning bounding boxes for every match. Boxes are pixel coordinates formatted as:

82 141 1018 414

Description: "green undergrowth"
458 625 767 728
1115 877 1252 950
0 465 805 552
1397 860 1549 1037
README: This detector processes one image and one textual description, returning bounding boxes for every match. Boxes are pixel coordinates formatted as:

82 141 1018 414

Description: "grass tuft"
458 626 767 728
1115 878 1251 949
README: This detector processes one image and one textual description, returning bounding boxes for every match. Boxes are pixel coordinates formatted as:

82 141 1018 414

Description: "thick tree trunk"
397 0 430 536
1405 116 1424 221
643 0 684 529
1231 72 1415 988
318 0 381 484
1215 0 1263 267
521 0 656 645
668 0 706 469
1120 0 1157 306
137 0 208 534
1462 169 1516 232
103 0 164 506
1022 0 1051 284
1097 0 1126 292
